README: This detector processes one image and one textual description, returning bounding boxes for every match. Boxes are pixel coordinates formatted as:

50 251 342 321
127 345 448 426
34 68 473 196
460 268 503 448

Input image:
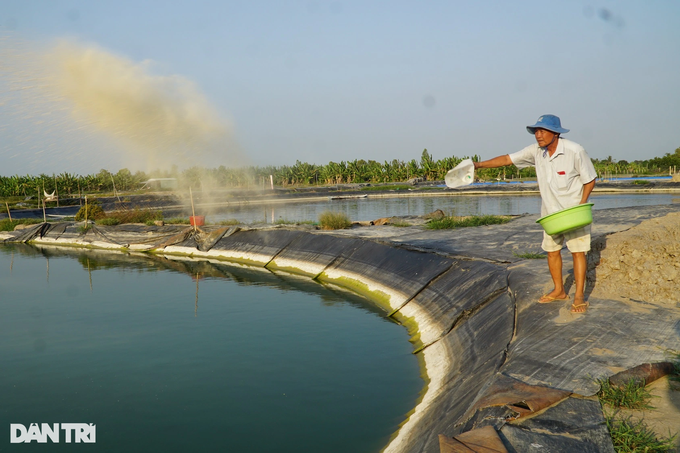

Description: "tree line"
1 147 679 198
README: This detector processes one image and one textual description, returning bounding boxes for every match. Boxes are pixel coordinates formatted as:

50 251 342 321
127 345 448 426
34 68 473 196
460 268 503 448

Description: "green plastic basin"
536 203 594 235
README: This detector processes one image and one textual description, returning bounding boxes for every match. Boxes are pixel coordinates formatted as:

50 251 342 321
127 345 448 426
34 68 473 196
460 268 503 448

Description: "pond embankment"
2 203 680 453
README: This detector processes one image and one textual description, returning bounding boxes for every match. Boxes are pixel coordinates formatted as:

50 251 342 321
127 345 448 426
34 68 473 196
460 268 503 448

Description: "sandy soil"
589 212 680 305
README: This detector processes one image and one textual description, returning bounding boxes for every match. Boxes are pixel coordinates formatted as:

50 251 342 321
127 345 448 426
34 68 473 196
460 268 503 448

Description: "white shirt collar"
542 139 564 161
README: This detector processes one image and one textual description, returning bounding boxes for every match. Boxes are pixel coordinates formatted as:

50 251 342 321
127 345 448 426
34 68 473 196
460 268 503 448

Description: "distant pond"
206 192 679 224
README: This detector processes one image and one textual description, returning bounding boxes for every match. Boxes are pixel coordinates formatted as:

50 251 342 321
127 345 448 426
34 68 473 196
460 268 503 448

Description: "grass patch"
96 217 121 226
598 378 654 410
0 218 43 231
111 208 163 224
606 415 676 452
93 208 162 226
390 220 412 227
274 218 316 225
598 376 677 452
318 211 351 230
77 224 92 234
426 215 511 230
165 217 190 224
632 180 652 185
215 219 240 226
513 251 546 259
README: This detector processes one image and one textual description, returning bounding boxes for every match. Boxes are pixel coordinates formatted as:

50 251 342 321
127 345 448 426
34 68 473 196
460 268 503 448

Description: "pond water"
207 192 679 224
0 244 422 452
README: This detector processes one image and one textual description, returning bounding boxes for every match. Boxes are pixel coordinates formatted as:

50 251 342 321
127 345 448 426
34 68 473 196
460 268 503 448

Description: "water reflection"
1 243 392 319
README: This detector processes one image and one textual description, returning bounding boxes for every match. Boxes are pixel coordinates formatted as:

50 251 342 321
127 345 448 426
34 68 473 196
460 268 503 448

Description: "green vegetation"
274 218 316 225
390 220 412 227
75 201 105 221
606 416 676 453
0 218 43 231
426 215 511 230
598 378 653 410
1 147 679 199
0 168 149 198
318 211 351 230
598 377 677 452
112 208 163 224
513 251 547 259
166 217 191 225
83 205 162 226
96 217 121 226
632 180 651 185
592 148 680 179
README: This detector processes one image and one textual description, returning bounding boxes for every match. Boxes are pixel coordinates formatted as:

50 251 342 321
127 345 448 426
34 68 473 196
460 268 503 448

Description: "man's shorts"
541 224 591 253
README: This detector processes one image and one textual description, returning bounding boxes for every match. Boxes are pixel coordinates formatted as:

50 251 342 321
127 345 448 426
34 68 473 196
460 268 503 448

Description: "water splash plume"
0 33 246 175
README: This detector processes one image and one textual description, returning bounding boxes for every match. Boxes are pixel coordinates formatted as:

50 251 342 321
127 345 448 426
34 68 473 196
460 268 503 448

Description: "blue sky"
1 0 679 175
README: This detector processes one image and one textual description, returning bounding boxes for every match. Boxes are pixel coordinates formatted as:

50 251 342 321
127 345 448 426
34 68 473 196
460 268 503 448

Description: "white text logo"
10 423 96 443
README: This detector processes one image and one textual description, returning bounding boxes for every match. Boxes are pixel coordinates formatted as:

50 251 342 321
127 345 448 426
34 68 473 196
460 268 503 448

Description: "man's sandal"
538 294 569 303
571 301 589 313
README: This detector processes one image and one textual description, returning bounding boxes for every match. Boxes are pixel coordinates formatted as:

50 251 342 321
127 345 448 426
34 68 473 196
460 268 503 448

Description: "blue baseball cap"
526 114 569 134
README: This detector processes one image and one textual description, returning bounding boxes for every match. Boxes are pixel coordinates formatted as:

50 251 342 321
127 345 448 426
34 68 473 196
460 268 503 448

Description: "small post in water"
5 202 11 222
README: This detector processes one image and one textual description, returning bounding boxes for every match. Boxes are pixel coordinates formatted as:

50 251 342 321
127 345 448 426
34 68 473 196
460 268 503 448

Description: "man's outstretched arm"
473 155 513 169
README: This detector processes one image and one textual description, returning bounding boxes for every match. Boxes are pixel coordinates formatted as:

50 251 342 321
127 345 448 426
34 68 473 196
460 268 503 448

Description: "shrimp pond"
0 244 421 452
